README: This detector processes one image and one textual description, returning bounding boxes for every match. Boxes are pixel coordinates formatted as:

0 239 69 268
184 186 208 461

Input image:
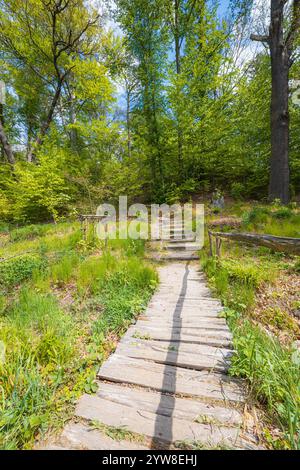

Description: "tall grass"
0 221 157 449
201 253 300 449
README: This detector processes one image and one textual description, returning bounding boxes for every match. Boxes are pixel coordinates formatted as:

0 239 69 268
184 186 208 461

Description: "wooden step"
76 394 242 447
97 355 245 404
125 326 232 349
120 336 233 358
114 340 232 373
166 243 202 251
95 382 243 426
60 422 148 450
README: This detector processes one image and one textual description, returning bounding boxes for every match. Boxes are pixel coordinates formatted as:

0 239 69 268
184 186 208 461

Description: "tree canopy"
0 0 299 223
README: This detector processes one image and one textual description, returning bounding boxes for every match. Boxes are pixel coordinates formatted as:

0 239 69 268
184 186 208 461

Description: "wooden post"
105 222 108 249
208 231 213 257
216 237 222 258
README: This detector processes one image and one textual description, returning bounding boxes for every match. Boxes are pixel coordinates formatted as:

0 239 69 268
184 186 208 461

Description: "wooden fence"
208 231 300 257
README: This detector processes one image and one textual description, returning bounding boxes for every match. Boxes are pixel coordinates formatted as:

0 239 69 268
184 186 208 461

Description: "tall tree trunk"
68 78 78 151
126 84 131 158
251 0 300 204
269 0 290 204
27 81 62 162
0 108 15 165
174 0 183 176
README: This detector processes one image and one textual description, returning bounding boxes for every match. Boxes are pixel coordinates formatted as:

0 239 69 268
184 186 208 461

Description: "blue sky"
218 0 230 16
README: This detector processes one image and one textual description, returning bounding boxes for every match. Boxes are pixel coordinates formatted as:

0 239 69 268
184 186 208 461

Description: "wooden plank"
60 423 148 450
76 394 241 447
125 327 232 349
209 231 300 255
136 319 229 331
127 324 232 340
120 336 233 358
114 341 231 372
143 308 224 320
96 382 242 426
97 355 244 404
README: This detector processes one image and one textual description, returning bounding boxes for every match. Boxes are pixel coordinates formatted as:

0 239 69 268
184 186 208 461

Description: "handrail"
208 230 300 256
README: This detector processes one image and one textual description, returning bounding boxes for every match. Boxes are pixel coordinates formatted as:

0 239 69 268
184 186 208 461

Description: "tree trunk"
269 0 290 204
27 81 62 162
126 84 131 158
174 0 183 176
69 89 78 151
0 110 15 165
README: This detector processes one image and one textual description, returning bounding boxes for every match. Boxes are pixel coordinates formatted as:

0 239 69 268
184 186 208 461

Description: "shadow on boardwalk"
151 262 190 449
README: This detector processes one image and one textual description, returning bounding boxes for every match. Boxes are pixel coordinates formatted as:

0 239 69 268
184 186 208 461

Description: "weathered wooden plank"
136 319 229 331
114 339 231 372
120 336 233 359
60 423 148 450
97 355 244 404
209 231 300 255
125 327 232 349
96 382 242 426
76 394 242 447
144 308 224 319
127 324 232 340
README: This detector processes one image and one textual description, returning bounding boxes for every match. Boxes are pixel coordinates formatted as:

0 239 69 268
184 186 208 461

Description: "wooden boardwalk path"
41 260 260 450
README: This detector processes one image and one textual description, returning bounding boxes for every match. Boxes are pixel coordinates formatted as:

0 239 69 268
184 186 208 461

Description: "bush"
231 182 246 200
10 224 50 242
272 207 293 219
12 152 71 223
0 255 47 289
242 206 270 226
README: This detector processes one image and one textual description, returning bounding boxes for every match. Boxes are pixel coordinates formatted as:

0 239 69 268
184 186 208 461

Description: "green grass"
201 249 300 449
0 221 157 449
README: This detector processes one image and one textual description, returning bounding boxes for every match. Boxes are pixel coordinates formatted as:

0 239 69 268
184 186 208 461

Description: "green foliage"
228 314 300 450
0 254 46 289
242 207 270 226
0 221 157 449
9 224 55 242
201 252 300 449
231 182 247 200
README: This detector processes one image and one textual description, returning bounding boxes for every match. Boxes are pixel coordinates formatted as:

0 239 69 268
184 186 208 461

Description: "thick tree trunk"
269 0 290 204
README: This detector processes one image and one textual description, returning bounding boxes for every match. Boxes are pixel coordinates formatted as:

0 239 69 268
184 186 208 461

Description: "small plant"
132 332 151 340
0 254 46 289
91 420 144 443
272 207 292 219
231 182 246 200
242 207 270 226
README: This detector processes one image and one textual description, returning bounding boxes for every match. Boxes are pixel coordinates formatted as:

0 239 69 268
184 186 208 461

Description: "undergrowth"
201 250 300 450
0 221 157 449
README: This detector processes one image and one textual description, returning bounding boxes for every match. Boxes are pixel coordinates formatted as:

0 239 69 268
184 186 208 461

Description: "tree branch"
250 34 270 43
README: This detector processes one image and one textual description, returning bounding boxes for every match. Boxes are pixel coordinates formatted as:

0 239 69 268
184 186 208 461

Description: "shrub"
242 207 270 226
272 207 293 219
0 255 46 289
9 224 52 242
12 152 71 223
231 182 246 200
50 252 81 286
220 259 273 287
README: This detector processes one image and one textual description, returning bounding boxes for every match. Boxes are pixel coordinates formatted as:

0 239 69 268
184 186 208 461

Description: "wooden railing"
208 230 300 257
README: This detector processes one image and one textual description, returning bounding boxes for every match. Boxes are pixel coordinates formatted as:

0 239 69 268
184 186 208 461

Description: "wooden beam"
208 231 300 255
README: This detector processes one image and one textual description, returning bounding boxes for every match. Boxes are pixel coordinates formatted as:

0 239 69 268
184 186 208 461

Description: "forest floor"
0 200 299 450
